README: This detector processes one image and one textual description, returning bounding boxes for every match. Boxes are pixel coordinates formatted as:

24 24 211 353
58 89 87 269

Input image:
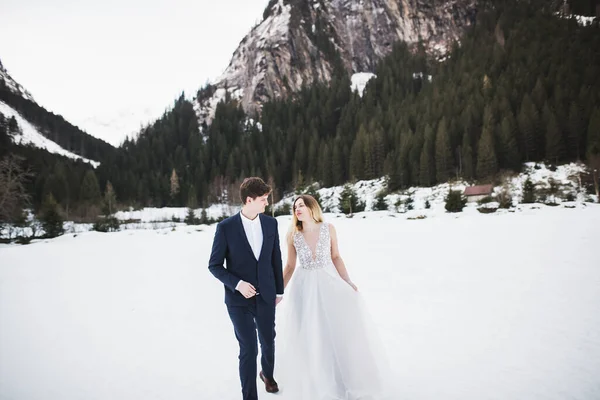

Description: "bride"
276 194 394 400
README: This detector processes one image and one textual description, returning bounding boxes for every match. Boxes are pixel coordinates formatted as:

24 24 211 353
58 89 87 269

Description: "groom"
208 177 284 400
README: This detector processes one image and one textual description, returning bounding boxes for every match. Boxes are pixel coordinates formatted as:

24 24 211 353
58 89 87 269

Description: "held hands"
236 281 257 298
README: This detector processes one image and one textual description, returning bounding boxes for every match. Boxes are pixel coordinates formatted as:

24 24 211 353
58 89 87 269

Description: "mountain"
0 58 114 163
195 0 477 126
0 59 34 102
1 58 119 215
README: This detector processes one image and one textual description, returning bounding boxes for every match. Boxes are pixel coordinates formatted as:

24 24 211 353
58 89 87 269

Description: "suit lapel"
237 213 257 260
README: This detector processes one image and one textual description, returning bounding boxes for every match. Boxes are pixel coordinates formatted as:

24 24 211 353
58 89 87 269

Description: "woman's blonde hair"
290 195 324 233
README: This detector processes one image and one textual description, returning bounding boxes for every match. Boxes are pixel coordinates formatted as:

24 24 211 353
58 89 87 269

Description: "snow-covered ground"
0 100 101 167
1 204 599 400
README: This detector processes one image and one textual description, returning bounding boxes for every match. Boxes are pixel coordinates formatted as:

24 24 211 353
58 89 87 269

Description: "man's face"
247 194 269 213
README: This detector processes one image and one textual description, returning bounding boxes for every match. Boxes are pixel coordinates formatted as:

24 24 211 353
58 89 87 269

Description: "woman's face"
294 198 311 222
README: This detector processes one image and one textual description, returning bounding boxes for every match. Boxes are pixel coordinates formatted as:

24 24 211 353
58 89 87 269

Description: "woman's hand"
347 280 358 291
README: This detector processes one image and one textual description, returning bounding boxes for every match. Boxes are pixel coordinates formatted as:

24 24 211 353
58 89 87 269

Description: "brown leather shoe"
259 371 279 393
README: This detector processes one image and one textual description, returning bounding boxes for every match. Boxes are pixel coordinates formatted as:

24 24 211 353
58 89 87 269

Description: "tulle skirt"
275 263 395 400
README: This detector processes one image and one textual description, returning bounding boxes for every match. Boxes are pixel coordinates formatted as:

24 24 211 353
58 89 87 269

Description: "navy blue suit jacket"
208 212 284 306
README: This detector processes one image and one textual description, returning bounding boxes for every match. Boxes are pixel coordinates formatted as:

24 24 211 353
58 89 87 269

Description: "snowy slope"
269 162 593 214
0 101 100 167
0 60 35 102
1 205 599 400
351 72 376 97
69 105 166 147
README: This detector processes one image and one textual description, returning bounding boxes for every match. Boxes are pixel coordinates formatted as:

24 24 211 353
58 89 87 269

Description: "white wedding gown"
276 222 395 400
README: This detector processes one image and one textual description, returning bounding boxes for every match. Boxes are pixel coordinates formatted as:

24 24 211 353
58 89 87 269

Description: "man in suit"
208 177 284 400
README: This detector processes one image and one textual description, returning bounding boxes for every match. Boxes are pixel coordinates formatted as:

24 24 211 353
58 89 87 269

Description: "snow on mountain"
351 72 377 97
0 59 35 102
0 100 100 167
69 105 167 147
574 14 597 25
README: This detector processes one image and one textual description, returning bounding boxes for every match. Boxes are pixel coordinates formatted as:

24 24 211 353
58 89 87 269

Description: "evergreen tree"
184 208 198 225
461 130 474 180
518 95 539 161
39 194 64 238
170 169 180 202
384 152 400 192
545 105 565 164
339 184 365 215
331 140 345 185
200 208 209 224
7 116 19 135
350 127 366 180
522 176 536 203
0 113 11 158
419 125 435 186
568 101 584 160
477 108 498 178
79 170 101 204
372 191 388 211
499 116 520 171
43 162 70 212
445 190 467 213
587 107 600 159
435 118 453 183
104 181 117 215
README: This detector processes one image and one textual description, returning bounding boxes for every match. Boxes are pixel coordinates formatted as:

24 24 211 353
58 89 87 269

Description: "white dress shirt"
240 210 263 260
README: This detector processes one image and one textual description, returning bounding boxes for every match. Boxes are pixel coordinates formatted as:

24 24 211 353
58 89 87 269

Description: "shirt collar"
240 211 260 224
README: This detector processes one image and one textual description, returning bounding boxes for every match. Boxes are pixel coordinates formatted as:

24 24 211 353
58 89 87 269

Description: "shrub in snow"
184 208 199 225
522 177 536 204
477 195 494 205
425 200 431 209
405 196 414 211
445 190 467 213
93 217 120 232
372 191 388 211
497 189 513 209
394 198 404 213
199 209 209 225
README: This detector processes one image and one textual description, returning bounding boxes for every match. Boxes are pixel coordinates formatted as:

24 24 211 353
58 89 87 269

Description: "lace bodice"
293 222 331 270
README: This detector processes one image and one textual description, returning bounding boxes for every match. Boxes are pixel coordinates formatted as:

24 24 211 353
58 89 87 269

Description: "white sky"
0 0 270 146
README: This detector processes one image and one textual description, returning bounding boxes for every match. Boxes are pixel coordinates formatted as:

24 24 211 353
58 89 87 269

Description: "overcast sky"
0 0 269 145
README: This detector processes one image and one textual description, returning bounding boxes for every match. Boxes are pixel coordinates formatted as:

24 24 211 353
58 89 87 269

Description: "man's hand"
275 297 283 306
236 281 257 298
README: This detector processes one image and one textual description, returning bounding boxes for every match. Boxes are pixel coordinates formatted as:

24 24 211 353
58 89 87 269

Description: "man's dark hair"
240 177 271 204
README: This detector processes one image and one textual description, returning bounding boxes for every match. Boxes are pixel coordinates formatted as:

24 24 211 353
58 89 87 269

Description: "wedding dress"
276 222 395 400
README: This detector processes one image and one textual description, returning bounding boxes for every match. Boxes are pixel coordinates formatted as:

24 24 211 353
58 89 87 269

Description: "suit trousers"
227 295 276 400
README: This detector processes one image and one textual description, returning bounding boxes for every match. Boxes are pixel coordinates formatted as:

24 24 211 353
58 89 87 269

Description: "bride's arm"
283 231 297 289
329 224 358 291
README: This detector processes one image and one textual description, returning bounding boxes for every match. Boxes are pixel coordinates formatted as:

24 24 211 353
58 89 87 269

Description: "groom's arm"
208 222 238 293
272 219 284 296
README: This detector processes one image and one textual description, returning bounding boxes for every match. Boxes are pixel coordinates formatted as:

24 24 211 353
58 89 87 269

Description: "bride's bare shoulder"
326 222 337 234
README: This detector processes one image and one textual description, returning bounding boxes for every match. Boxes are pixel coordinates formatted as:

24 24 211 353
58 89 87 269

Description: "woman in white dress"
276 195 394 400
